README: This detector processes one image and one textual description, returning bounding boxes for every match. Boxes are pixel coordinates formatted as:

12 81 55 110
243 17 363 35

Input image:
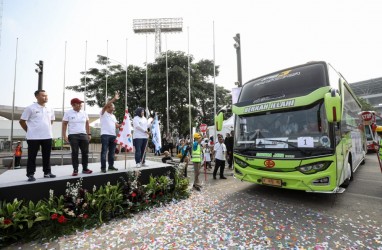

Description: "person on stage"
133 107 150 168
19 90 56 182
62 98 93 176
100 92 121 173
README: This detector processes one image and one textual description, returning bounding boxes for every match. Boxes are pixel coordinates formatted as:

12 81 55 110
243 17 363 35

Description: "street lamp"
233 33 242 87
165 34 170 136
35 60 43 90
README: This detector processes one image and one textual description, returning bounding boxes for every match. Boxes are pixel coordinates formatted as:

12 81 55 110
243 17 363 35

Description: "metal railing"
0 143 102 169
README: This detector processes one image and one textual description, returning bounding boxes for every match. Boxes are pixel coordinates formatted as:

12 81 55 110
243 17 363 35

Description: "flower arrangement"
0 167 190 247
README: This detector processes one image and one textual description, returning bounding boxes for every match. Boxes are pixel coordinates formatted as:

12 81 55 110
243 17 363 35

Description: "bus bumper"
233 166 339 193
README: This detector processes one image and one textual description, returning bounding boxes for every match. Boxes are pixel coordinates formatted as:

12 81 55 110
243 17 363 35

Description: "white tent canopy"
89 118 101 129
223 115 234 130
207 115 234 140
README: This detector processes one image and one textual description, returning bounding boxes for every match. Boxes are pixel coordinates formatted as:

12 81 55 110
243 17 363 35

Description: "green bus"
228 61 366 193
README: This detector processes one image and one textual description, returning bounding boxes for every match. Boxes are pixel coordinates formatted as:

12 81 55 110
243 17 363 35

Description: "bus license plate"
262 178 282 187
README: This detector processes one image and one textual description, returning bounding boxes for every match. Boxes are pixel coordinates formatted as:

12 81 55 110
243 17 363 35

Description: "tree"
148 51 230 137
67 52 232 137
357 96 375 111
67 55 146 121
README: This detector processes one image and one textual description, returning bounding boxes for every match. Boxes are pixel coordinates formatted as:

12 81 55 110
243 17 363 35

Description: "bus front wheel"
341 161 353 188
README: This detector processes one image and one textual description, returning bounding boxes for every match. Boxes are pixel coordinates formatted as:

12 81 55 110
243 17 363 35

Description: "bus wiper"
313 146 334 153
234 148 257 154
266 139 311 156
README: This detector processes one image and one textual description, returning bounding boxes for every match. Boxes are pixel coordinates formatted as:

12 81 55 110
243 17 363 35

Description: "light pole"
10 38 18 153
84 41 88 111
105 40 109 104
165 34 170 136
187 27 192 141
35 60 43 90
233 33 242 87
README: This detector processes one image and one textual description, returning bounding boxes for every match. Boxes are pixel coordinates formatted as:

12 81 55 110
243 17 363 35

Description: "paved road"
5 154 382 249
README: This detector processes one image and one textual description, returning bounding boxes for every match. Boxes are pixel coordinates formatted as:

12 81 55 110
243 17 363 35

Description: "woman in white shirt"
133 107 150 168
203 142 212 169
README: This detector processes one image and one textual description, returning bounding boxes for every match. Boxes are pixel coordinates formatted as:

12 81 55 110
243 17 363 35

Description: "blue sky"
1 0 381 115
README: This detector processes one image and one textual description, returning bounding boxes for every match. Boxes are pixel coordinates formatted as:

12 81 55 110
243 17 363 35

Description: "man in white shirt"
62 98 93 176
100 92 121 173
19 90 56 182
213 134 227 179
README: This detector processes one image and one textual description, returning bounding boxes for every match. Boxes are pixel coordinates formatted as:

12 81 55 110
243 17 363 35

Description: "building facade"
350 77 382 115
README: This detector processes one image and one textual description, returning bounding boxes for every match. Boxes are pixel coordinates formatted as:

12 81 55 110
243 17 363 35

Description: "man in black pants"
167 134 175 157
213 135 227 179
19 90 56 182
62 98 93 176
224 131 234 169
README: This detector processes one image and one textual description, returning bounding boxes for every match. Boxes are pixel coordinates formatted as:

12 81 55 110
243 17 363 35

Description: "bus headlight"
296 161 331 174
234 157 249 168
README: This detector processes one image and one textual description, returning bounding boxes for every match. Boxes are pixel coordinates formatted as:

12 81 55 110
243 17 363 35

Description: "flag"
152 113 161 152
115 109 133 152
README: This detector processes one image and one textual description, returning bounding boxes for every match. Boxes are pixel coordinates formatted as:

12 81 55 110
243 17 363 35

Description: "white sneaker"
136 163 141 168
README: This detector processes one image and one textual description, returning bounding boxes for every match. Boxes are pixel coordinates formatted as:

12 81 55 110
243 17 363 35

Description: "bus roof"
237 61 330 106
244 61 328 85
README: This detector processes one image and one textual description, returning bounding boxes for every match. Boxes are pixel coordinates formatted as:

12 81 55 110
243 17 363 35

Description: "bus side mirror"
215 112 224 131
324 90 342 122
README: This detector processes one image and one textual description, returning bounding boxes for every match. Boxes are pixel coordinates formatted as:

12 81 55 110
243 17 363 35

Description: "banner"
152 113 162 152
231 87 242 104
115 109 134 152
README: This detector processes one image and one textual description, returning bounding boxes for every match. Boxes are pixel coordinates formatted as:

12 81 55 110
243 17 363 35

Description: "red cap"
70 98 84 105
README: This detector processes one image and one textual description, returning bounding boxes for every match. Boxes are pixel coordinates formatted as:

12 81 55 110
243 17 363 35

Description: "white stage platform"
0 160 175 202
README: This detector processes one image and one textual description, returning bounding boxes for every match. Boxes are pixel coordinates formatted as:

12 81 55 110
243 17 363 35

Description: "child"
161 151 173 163
14 141 22 169
180 139 190 177
203 143 212 170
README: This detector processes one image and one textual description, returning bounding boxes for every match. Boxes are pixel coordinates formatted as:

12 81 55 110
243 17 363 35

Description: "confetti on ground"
5 183 382 249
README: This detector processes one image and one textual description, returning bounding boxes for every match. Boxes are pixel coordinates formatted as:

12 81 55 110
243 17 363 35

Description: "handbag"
177 153 182 158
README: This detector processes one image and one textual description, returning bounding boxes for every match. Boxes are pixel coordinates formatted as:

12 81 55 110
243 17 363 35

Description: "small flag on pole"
115 109 133 152
151 113 162 152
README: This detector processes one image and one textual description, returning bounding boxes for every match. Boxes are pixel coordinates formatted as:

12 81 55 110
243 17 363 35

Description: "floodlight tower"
133 18 183 135
133 18 183 58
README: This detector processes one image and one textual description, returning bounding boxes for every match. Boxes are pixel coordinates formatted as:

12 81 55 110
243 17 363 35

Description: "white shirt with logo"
133 116 148 139
100 111 117 136
214 142 227 161
63 109 89 135
20 103 55 139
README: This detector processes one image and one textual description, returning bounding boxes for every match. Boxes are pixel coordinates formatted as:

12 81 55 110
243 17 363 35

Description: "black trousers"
213 159 226 177
15 156 21 167
68 134 89 171
168 143 174 156
227 151 233 168
26 139 52 177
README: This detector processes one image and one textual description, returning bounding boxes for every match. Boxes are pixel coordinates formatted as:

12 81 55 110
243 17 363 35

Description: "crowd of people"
158 131 235 191
17 89 235 189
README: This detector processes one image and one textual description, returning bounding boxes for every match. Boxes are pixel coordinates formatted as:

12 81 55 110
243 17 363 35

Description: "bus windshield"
234 100 332 157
